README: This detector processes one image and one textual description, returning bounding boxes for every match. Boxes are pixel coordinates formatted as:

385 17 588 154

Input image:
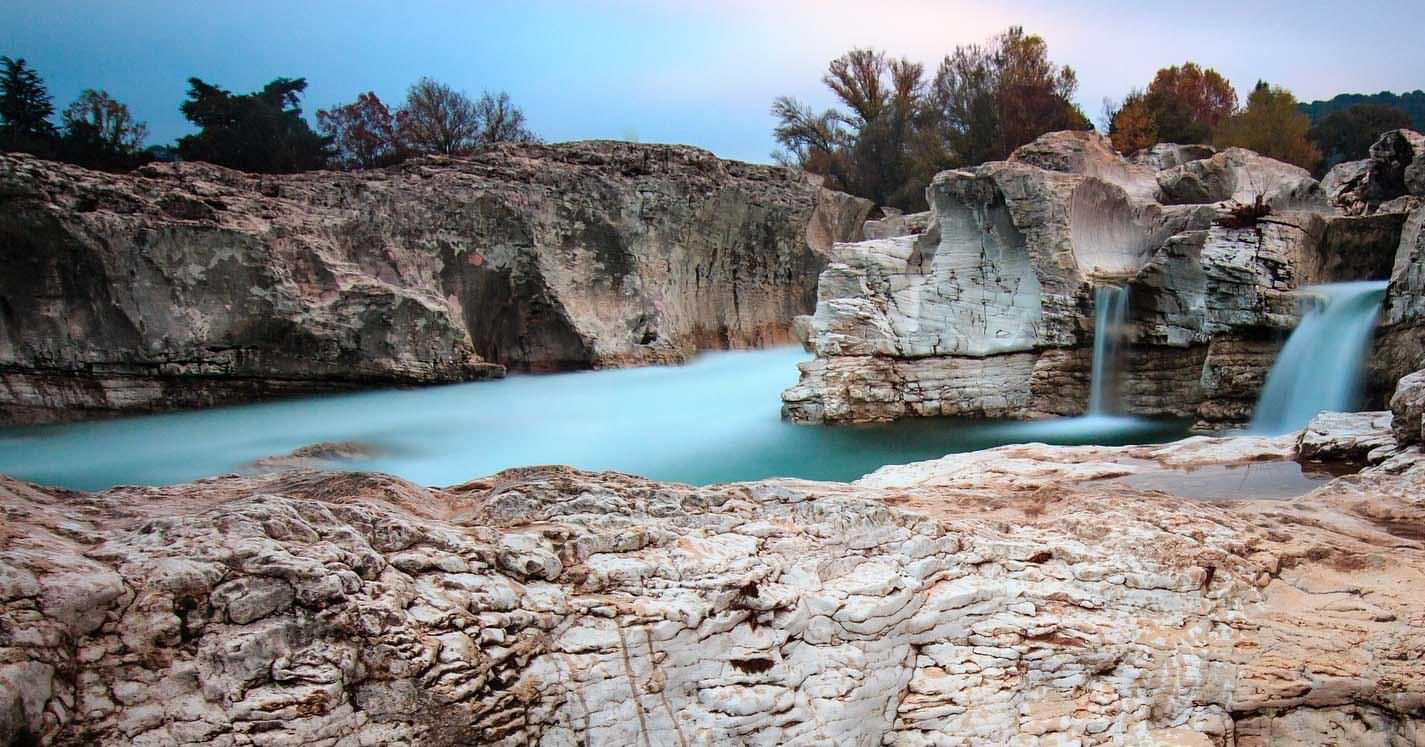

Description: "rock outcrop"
0 143 872 424
785 131 1403 425
1 414 1423 745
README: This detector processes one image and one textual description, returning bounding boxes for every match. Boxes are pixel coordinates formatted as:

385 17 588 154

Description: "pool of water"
1107 460 1340 501
0 348 1191 491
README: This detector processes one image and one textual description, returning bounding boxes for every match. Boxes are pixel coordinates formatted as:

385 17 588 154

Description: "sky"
3 0 1423 163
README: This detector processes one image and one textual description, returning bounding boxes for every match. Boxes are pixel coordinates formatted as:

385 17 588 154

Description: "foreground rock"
2 415 1423 744
785 130 1408 425
0 143 872 424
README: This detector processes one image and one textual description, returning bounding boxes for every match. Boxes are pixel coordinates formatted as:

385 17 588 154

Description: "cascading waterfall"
1088 285 1130 415
1249 280 1388 434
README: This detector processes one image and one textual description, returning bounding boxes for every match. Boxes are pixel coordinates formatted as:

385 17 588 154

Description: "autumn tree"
1107 62 1236 150
1308 103 1413 172
0 56 58 156
317 91 402 169
59 89 149 169
1105 89 1158 154
178 77 332 173
1213 81 1321 171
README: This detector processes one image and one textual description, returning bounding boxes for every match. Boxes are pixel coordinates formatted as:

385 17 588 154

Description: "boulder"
1324 129 1425 215
1008 130 1162 202
1390 370 1425 446
2 428 1423 744
1156 148 1325 210
1375 205 1425 386
861 208 933 240
0 144 872 424
1296 410 1394 464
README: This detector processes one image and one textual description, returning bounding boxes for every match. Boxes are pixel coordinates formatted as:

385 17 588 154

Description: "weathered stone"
1130 143 1217 171
0 144 872 425
1009 130 1161 202
1157 147 1326 210
3 420 1423 744
1390 370 1425 447
1296 411 1394 464
861 208 932 240
1324 129 1425 215
784 131 1359 425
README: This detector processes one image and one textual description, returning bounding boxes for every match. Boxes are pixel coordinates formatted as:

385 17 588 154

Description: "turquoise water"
0 348 1188 491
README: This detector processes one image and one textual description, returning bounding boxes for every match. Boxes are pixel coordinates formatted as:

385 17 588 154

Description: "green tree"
1308 103 1413 172
177 77 332 173
60 89 150 170
0 56 58 155
1213 82 1321 171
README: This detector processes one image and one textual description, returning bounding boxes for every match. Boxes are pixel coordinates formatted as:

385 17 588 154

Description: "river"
0 348 1189 491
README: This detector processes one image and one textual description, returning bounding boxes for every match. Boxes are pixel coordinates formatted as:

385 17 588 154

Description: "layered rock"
0 143 872 424
786 131 1403 425
2 415 1423 745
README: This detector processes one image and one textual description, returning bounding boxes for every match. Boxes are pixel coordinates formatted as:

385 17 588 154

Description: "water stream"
1089 285 1130 415
0 348 1189 491
1250 281 1388 434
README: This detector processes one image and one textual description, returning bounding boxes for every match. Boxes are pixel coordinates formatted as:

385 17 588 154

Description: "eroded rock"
2 421 1423 744
0 144 872 425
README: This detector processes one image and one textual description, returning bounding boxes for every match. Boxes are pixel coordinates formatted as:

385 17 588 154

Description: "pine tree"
0 56 59 154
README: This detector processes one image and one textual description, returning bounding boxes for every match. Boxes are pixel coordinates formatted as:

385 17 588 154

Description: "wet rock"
1390 370 1425 447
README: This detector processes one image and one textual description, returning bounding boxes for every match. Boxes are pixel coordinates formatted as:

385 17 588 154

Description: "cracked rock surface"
1 412 1423 745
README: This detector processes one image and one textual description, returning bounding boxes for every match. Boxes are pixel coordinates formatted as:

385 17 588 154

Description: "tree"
1308 103 1413 172
317 91 402 169
177 77 332 173
59 89 149 169
0 56 58 155
772 28 1086 210
1213 81 1321 171
1300 90 1425 132
398 78 482 156
474 91 538 145
925 27 1089 166
1110 62 1236 147
772 48 939 210
1106 90 1158 154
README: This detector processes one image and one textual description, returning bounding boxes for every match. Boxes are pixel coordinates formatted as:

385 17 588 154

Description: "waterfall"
1249 281 1388 434
1088 285 1129 415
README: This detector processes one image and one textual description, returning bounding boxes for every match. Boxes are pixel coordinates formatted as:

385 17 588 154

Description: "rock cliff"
0 143 872 424
1 411 1422 745
785 130 1410 425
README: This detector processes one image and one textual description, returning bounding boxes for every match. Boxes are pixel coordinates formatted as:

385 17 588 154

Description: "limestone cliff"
0 412 1422 745
785 131 1408 425
0 143 872 424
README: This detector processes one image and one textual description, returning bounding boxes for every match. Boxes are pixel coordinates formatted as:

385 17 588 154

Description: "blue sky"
3 0 1423 163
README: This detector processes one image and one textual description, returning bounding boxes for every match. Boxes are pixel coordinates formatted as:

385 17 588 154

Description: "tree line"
0 55 537 174
774 29 1420 210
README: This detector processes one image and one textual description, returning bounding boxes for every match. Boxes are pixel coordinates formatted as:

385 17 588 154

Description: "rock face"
0 143 872 424
784 131 1396 425
2 415 1423 745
